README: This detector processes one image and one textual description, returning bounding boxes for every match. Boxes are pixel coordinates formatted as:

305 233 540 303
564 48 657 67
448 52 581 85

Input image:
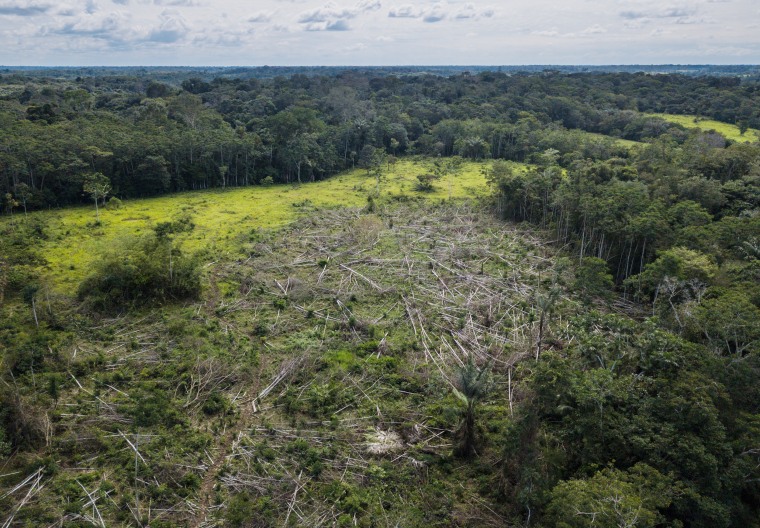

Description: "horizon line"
3 64 760 68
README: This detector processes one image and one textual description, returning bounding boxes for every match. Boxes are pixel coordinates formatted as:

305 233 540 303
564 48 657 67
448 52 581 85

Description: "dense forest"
2 69 760 206
0 69 758 527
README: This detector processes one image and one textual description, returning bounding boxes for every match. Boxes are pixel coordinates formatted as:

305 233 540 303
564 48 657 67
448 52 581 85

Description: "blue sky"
1 0 759 65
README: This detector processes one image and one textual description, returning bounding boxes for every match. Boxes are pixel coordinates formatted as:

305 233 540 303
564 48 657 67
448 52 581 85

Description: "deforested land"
1 68 759 527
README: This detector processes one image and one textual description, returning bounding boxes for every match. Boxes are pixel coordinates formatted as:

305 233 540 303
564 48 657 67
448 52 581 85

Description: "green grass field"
648 113 760 143
8 158 501 292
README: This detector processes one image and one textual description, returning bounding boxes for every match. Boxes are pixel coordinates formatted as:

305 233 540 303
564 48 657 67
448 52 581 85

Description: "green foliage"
453 358 491 458
225 494 274 527
153 213 195 238
545 464 678 528
2 70 760 527
77 233 201 311
0 388 47 451
129 387 184 427
507 310 751 526
82 172 111 221
105 196 123 210
574 257 613 303
202 392 230 416
414 173 440 192
693 289 760 356
627 246 718 298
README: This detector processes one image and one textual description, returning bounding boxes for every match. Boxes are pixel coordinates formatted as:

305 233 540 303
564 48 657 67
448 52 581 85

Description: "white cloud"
455 3 477 19
343 41 366 51
580 24 606 35
154 0 202 6
386 3 493 23
297 0 381 30
248 11 272 23
0 0 757 65
46 11 126 38
532 28 560 37
388 4 418 18
147 9 188 42
422 3 447 22
620 6 698 20
0 2 52 16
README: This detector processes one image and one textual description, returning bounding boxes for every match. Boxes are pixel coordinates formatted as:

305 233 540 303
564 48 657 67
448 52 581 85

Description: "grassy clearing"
647 113 760 143
6 158 498 292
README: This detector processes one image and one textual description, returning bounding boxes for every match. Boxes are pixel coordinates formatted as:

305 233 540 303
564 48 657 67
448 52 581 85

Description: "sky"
0 0 759 66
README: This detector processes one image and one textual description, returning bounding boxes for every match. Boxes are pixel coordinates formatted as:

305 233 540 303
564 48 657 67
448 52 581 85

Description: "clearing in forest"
1 199 576 527
647 113 760 142
8 158 502 291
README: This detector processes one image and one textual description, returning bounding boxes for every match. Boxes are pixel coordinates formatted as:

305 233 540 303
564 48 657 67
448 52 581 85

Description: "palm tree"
453 358 491 458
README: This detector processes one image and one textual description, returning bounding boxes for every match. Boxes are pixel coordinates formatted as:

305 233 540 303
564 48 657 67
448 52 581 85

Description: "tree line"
3 70 760 211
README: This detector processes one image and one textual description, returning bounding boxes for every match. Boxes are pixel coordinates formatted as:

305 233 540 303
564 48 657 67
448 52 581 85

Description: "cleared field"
648 113 760 143
7 159 501 291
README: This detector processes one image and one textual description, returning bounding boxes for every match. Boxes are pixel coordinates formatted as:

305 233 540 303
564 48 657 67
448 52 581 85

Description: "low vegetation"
1 68 758 527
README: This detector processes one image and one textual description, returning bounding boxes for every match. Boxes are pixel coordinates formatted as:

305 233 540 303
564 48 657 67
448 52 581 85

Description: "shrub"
202 392 230 416
130 387 183 427
77 234 201 311
414 173 439 192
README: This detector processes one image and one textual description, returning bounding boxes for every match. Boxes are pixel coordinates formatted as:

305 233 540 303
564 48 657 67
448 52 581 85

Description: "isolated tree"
4 192 18 216
358 146 387 191
453 358 491 458
82 172 111 222
436 155 463 199
389 138 400 156
14 183 32 216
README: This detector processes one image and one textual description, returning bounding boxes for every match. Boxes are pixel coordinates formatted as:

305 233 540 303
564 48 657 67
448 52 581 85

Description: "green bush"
129 387 184 427
202 392 230 416
78 233 201 311
225 494 274 527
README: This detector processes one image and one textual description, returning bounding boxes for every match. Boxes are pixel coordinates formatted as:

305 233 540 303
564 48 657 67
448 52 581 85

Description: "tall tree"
82 172 111 222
